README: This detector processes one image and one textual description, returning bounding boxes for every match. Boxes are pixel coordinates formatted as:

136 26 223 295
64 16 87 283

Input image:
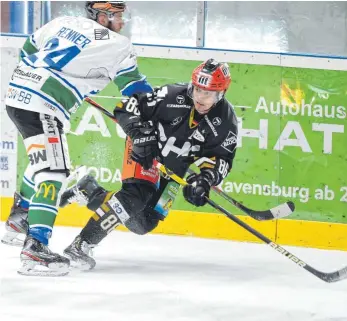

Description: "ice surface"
1 224 346 321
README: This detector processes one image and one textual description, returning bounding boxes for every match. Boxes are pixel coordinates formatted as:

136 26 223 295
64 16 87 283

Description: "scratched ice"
1 224 346 321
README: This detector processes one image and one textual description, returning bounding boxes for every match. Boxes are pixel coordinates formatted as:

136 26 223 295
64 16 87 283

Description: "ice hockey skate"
63 235 96 270
18 236 70 277
59 174 107 209
1 192 29 247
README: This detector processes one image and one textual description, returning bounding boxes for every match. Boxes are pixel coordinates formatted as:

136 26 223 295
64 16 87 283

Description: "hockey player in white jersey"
2 1 152 276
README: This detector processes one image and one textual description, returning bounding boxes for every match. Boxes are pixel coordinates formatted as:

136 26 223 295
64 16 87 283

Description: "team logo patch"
176 95 185 104
171 116 183 126
191 129 205 142
94 29 110 40
221 131 237 153
212 117 222 126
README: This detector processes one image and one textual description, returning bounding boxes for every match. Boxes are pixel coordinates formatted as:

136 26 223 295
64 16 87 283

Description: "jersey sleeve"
20 17 63 60
113 85 168 135
114 85 168 120
196 115 238 184
111 40 152 96
20 35 38 60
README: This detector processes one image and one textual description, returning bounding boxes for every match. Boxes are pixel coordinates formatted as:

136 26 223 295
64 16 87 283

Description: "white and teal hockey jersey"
6 16 152 129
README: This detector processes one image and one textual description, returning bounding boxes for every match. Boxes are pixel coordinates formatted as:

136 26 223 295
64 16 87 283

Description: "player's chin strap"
155 161 347 284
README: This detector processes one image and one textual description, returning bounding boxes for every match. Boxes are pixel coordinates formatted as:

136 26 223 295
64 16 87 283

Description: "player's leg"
5 106 70 276
125 176 180 234
1 165 35 246
62 177 157 269
61 176 179 269
62 138 161 269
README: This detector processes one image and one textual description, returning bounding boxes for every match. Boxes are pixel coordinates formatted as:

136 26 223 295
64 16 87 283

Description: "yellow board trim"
1 197 346 251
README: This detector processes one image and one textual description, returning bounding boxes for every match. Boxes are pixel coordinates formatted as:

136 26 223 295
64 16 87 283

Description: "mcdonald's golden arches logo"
36 183 56 201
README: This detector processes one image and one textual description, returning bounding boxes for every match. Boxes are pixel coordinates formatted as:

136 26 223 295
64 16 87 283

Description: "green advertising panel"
17 58 347 223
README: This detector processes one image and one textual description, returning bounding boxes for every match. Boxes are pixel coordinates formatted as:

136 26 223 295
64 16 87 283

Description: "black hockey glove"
129 121 160 170
183 169 218 207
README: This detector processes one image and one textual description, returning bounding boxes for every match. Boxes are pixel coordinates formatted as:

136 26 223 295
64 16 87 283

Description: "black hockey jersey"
115 83 238 180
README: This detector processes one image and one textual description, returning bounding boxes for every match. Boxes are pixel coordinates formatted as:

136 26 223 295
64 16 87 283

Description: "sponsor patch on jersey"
212 117 222 126
176 95 185 104
204 115 218 137
94 29 110 40
191 129 205 142
13 67 42 82
44 102 57 112
167 104 190 109
221 131 237 153
107 196 130 223
171 116 183 126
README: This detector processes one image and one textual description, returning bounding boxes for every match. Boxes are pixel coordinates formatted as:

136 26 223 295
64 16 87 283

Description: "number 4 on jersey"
27 38 81 70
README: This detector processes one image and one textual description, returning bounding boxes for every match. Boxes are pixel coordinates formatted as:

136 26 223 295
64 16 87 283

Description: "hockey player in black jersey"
61 58 239 269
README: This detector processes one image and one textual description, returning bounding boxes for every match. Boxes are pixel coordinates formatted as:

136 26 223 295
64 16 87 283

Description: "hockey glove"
183 169 217 207
130 121 160 170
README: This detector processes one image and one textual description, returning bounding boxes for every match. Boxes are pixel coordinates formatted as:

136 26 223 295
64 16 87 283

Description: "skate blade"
64 253 95 271
18 260 70 277
1 231 25 247
69 260 93 271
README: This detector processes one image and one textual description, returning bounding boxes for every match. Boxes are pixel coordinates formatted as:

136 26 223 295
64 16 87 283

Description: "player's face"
108 12 125 33
192 86 220 114
98 12 125 33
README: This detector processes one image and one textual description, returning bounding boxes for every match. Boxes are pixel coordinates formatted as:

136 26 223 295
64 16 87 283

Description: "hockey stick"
85 97 295 221
85 97 117 121
187 168 294 221
89 95 124 99
157 162 347 283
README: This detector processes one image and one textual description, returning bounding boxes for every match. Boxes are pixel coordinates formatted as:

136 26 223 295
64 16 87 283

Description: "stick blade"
244 201 295 221
315 266 347 283
269 201 295 219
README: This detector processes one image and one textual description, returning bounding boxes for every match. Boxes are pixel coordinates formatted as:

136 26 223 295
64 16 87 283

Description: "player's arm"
113 86 168 169
20 35 39 60
20 17 59 60
183 120 238 207
194 128 238 186
113 85 167 132
111 41 152 96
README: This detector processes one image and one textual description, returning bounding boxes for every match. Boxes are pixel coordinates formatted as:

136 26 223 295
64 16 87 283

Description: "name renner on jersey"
56 27 92 48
